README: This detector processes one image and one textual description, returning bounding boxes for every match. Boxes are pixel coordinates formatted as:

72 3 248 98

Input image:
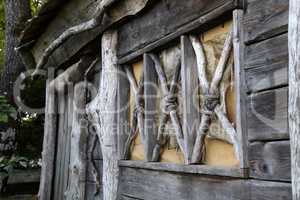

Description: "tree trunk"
0 0 31 154
289 0 300 199
1 0 31 97
87 29 119 200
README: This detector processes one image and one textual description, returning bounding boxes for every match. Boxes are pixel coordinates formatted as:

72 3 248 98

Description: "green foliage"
0 96 16 123
0 156 41 173
30 0 43 16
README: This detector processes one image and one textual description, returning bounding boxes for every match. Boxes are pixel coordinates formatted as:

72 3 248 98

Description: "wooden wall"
115 0 292 199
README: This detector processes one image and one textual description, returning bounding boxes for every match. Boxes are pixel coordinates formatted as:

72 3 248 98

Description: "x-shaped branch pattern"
148 54 184 162
123 68 145 159
189 28 241 164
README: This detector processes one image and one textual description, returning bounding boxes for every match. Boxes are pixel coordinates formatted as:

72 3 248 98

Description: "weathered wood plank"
245 33 288 92
85 181 103 200
117 167 292 200
233 9 248 169
117 67 131 159
247 87 288 141
249 140 291 182
144 54 158 161
181 35 201 164
119 160 247 178
243 0 289 44
288 0 300 197
118 0 239 62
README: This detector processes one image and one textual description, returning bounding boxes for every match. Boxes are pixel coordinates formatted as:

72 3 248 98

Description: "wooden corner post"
288 0 300 199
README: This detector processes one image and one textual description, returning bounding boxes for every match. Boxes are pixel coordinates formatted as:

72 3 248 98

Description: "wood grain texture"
249 140 291 182
243 0 289 44
247 87 288 141
233 9 248 169
117 166 292 200
143 54 158 161
288 0 300 198
181 35 201 163
117 0 238 61
245 33 288 92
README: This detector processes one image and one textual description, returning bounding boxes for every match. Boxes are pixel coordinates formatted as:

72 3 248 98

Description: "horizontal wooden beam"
119 160 248 178
118 0 239 64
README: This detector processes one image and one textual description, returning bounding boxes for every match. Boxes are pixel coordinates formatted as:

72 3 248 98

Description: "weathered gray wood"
117 166 292 200
38 80 57 200
180 35 201 164
117 68 130 159
245 33 288 92
143 53 158 162
247 87 288 141
233 9 248 169
119 160 247 178
31 0 151 71
65 83 89 200
288 0 300 198
86 30 119 200
243 0 289 44
249 140 291 182
118 0 239 63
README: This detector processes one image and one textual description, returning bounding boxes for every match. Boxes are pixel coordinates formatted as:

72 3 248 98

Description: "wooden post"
289 0 300 199
87 29 119 200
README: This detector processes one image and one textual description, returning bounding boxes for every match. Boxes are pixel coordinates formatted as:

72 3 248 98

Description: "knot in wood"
163 94 177 113
201 94 219 115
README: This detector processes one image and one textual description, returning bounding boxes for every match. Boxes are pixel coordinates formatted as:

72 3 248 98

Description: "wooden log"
249 141 291 182
86 30 119 200
247 87 288 141
243 0 289 44
288 0 300 197
245 34 288 93
65 82 89 200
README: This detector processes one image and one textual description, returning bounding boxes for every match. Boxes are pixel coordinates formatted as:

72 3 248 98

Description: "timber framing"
16 0 296 199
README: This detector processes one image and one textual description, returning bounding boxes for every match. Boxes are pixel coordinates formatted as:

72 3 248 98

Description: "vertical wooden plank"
181 35 201 163
144 53 158 161
288 0 300 198
233 9 249 170
117 67 130 159
38 80 57 200
53 93 66 200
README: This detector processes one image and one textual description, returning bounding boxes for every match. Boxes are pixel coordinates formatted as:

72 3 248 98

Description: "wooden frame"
117 9 249 177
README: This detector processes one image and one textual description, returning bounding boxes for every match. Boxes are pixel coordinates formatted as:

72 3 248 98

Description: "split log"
86 30 119 200
65 82 88 200
288 0 300 198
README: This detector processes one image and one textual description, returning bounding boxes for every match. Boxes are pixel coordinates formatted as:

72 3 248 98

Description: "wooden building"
17 0 295 199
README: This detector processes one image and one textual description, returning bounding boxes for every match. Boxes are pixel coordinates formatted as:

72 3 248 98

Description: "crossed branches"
189 28 241 164
123 68 144 159
148 54 184 162
123 28 241 165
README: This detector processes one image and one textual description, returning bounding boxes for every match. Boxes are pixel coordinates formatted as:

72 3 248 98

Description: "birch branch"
215 105 240 161
191 114 210 164
189 35 209 93
210 29 233 94
32 0 119 76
